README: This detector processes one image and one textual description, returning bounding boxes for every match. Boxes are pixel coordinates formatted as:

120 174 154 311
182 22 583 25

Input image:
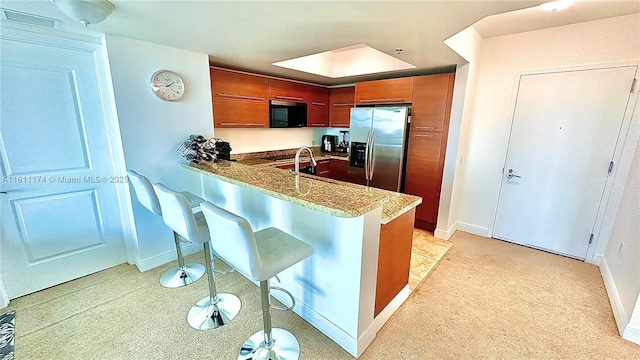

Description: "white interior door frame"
488 61 640 264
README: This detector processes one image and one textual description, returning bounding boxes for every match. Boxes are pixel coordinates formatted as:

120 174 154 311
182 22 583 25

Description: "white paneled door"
494 66 637 259
0 34 126 299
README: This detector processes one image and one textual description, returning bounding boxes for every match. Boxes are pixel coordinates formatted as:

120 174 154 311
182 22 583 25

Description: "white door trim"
0 274 8 309
488 60 640 264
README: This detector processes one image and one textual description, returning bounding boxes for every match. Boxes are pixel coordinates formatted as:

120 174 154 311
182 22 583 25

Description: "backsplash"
214 128 327 153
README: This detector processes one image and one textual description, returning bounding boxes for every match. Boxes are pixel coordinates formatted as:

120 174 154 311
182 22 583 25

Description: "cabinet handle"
414 134 435 138
311 102 326 106
275 95 304 101
218 122 265 127
310 123 326 126
216 93 265 101
333 103 354 107
359 98 404 103
331 123 349 127
415 126 436 130
318 160 330 164
318 170 330 175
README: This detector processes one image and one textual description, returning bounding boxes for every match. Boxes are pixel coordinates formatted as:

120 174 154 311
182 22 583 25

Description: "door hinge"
608 161 614 174
631 78 637 93
589 233 594 244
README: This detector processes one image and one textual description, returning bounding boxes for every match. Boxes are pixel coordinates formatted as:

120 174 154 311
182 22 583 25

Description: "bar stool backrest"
127 170 162 215
201 202 263 281
153 183 209 244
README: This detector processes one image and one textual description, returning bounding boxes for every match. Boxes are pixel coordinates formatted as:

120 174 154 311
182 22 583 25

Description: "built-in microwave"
270 100 307 128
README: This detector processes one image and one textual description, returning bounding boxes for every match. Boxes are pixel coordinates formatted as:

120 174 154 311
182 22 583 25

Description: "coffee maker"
321 135 338 152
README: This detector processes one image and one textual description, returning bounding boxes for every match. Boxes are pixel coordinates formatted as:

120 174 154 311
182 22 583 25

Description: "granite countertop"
184 158 421 224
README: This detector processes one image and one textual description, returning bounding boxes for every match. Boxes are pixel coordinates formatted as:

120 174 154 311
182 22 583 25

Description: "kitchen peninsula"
184 157 421 357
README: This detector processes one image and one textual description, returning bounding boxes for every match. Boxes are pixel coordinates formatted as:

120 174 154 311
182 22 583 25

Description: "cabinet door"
213 99 269 128
210 68 268 101
411 73 455 132
269 79 307 102
330 87 354 128
307 86 329 127
329 159 349 181
355 77 414 105
404 132 443 229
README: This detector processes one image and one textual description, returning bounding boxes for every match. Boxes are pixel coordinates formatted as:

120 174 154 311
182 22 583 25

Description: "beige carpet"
5 231 639 359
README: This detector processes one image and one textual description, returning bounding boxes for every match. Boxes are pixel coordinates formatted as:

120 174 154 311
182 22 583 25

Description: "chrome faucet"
294 146 317 175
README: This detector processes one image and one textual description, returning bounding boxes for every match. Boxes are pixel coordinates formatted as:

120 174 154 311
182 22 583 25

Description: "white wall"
456 14 640 239
601 138 640 344
105 35 214 269
215 127 327 154
436 26 483 239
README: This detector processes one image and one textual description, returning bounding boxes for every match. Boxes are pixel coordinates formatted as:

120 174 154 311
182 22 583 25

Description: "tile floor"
408 228 452 291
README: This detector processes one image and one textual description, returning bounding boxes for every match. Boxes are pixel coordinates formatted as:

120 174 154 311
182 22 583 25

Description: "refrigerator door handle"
364 131 371 182
369 131 376 180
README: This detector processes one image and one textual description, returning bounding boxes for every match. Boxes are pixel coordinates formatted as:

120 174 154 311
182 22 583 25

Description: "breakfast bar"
185 160 421 357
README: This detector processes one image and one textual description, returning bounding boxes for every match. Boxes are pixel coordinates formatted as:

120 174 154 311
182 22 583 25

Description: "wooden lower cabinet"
329 159 349 181
212 99 269 128
375 208 415 317
315 159 331 177
403 132 444 230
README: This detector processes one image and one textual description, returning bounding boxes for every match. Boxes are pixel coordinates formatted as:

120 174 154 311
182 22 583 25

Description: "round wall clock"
150 70 185 101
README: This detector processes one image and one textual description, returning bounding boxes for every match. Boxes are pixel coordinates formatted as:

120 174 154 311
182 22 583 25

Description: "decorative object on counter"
150 70 185 101
177 135 232 164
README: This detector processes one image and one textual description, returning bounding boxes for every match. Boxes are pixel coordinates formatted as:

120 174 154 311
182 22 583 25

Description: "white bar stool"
153 184 241 331
126 170 205 288
200 202 313 360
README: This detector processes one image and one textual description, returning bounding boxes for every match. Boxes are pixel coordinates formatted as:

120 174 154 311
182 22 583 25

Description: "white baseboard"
270 286 359 357
456 222 490 237
623 323 640 345
600 258 629 335
589 254 603 266
434 223 457 240
135 242 203 272
272 283 411 358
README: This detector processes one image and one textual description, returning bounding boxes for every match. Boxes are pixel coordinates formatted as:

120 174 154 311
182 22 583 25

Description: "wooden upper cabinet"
411 73 455 132
355 77 414 105
307 85 329 127
330 87 355 128
212 99 269 128
210 68 268 102
269 79 307 102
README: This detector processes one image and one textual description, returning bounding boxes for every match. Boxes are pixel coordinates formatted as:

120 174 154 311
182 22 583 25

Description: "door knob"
506 169 521 179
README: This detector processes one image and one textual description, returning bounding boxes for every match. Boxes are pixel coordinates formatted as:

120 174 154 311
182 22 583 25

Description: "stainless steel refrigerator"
348 106 410 192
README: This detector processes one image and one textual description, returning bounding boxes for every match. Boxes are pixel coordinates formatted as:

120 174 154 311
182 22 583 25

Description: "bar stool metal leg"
159 231 206 288
187 241 241 330
238 280 300 360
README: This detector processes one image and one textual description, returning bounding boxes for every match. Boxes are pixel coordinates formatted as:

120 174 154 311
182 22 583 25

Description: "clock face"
151 70 185 101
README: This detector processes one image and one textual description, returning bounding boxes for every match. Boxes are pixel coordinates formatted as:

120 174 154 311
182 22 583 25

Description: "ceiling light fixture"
272 44 416 79
540 0 574 12
52 0 115 27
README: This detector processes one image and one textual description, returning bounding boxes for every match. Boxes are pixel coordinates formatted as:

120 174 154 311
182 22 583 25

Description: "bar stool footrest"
269 286 295 311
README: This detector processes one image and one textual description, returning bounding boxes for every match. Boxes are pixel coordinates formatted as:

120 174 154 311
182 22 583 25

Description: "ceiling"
1 1 638 86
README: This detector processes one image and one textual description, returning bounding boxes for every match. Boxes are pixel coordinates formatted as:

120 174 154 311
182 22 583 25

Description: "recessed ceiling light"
540 0 574 12
272 44 416 79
